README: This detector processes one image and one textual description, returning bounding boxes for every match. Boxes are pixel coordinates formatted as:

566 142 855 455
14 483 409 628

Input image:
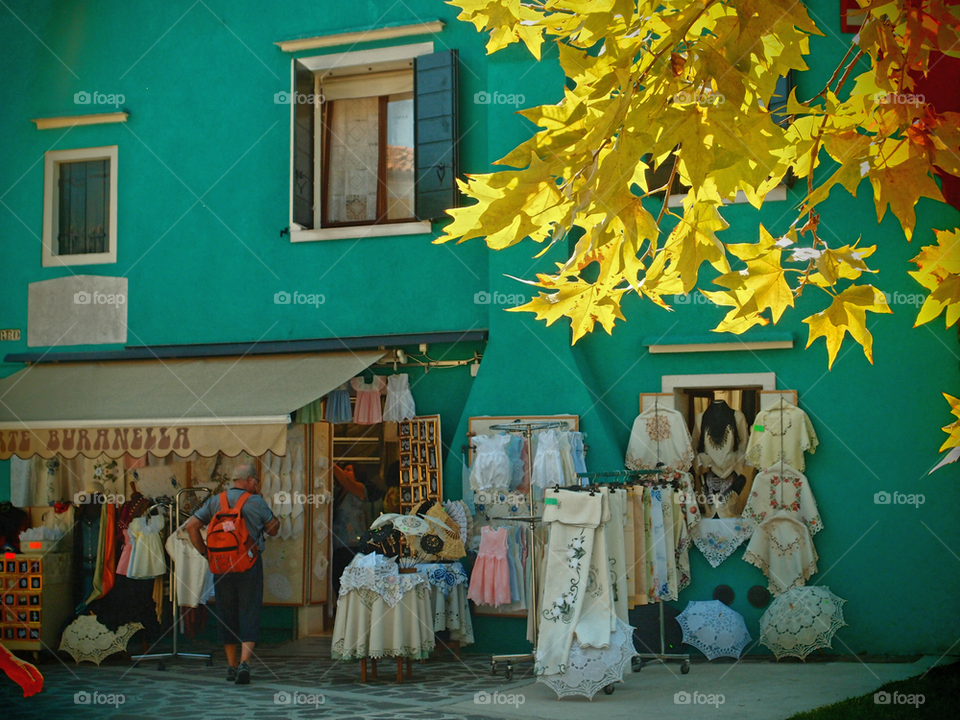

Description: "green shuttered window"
291 48 459 232
57 160 111 256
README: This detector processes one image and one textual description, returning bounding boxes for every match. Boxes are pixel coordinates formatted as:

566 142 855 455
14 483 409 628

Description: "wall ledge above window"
31 112 128 130
275 20 444 52
643 331 794 354
290 221 432 243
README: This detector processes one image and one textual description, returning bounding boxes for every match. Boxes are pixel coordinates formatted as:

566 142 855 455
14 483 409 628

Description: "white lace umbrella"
759 586 847 660
677 600 752 660
537 619 636 700
59 614 143 665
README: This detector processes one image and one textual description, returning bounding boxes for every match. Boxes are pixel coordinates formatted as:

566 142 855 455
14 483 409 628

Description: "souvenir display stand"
131 487 213 670
486 419 562 682
577 471 691 676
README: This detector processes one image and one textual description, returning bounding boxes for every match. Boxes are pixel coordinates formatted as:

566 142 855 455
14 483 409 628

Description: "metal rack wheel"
504 666 513 681
631 658 643 672
680 661 690 674
603 684 615 695
157 661 166 671
491 661 498 676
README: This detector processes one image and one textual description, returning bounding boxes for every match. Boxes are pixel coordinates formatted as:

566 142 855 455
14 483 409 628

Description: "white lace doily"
537 619 636 700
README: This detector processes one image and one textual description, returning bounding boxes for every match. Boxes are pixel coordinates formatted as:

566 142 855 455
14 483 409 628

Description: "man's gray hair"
232 463 258 482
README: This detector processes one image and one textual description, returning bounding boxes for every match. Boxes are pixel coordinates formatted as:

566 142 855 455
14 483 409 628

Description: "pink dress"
115 528 133 576
351 376 386 424
468 527 512 607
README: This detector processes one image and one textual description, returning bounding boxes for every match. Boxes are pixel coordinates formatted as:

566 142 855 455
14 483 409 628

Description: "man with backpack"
186 464 279 684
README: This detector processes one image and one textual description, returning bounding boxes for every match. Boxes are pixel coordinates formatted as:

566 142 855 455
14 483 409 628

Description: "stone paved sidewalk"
0 637 951 719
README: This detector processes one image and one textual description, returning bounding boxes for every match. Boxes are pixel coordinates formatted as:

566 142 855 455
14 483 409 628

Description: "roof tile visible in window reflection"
387 145 414 172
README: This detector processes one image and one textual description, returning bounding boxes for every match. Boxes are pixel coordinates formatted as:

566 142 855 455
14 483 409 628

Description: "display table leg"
360 658 367 683
406 657 412 679
396 657 403 683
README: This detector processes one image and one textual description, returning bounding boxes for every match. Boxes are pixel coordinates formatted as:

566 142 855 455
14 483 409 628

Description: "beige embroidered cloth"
743 513 818 596
536 489 604 676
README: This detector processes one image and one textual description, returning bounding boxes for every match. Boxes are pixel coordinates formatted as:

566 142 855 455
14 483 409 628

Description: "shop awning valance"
0 351 384 460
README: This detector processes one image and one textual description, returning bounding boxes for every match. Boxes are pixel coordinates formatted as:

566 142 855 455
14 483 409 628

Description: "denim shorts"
211 555 263 644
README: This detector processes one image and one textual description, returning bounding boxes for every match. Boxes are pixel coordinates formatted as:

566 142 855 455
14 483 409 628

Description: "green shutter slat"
58 163 71 255
85 160 107 254
414 49 459 222
293 59 315 229
70 162 87 255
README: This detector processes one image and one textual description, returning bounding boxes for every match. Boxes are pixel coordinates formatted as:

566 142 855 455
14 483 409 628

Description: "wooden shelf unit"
398 415 442 512
1 552 72 651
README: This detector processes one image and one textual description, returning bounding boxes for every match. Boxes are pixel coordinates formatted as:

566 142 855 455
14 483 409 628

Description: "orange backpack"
206 492 258 574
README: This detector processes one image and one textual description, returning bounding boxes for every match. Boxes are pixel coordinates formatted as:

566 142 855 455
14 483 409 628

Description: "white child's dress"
470 435 512 490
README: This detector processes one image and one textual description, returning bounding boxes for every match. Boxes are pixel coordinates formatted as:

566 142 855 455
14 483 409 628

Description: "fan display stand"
132 487 213 670
486 419 562 682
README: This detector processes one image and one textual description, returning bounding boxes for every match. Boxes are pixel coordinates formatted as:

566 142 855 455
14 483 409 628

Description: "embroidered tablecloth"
415 562 474 646
332 575 435 661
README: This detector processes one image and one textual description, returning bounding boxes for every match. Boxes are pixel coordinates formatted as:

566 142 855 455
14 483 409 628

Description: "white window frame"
289 43 434 243
661 372 777 419
42 146 118 267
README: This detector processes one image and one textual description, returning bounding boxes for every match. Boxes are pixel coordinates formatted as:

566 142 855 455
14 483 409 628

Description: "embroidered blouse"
745 399 819 472
625 407 695 473
692 406 750 480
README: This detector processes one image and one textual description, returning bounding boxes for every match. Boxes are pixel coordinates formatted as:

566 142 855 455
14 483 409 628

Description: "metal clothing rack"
132 487 213 670
578 468 692 675
485 419 564 682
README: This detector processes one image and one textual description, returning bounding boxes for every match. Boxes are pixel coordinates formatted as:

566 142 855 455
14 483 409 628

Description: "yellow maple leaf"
701 287 770 334
803 284 893 369
713 224 794 322
939 393 960 452
909 227 960 328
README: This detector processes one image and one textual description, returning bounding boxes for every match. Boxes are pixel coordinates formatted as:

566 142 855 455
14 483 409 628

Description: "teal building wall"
1 0 958 656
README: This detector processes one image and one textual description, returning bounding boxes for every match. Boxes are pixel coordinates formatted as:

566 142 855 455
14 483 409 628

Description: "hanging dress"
531 430 565 489
351 376 386 425
382 374 416 422
325 383 353 424
469 435 512 490
467 526 512 607
127 514 167 579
